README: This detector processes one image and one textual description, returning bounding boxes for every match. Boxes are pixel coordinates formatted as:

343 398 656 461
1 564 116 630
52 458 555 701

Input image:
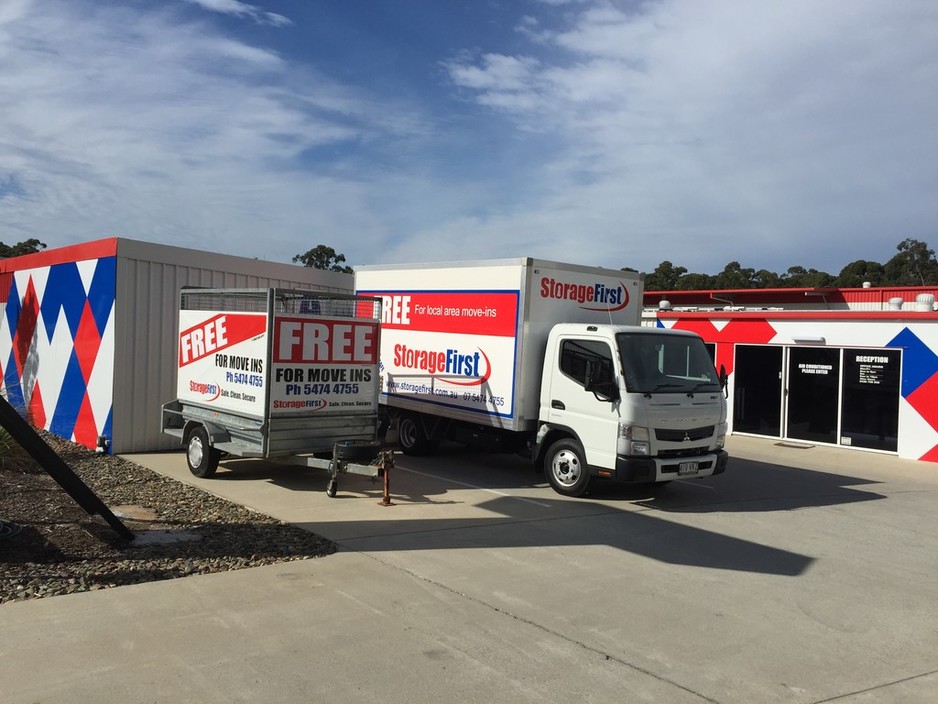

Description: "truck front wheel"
545 439 590 497
397 413 433 456
187 426 220 478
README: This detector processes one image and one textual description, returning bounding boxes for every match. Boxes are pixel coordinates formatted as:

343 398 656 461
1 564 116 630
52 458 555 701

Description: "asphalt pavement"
2 436 937 703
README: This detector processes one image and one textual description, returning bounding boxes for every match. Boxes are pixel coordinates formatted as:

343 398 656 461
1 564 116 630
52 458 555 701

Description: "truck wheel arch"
534 424 582 469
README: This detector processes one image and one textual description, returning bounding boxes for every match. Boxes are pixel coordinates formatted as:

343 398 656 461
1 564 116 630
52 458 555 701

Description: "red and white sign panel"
269 316 380 415
176 311 268 417
367 290 520 418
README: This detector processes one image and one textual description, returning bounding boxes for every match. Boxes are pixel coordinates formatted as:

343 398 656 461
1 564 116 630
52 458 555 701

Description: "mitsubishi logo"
682 432 691 442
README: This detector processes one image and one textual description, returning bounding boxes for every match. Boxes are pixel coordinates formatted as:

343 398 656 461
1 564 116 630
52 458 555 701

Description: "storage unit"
0 237 352 453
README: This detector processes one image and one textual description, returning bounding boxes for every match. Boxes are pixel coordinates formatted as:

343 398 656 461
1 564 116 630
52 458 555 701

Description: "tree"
630 236 935 291
0 238 46 258
292 245 353 273
779 266 834 288
752 269 782 288
674 272 715 290
883 238 938 286
642 261 687 291
835 260 885 288
713 261 756 289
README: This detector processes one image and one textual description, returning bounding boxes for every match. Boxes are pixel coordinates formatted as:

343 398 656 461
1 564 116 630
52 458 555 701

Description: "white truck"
356 258 727 496
161 288 391 498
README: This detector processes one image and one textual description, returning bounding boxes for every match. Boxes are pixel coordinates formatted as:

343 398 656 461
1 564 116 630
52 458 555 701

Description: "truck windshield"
617 332 720 395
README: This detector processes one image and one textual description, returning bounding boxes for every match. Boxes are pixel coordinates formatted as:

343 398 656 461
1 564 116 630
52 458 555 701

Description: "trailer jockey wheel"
326 479 338 498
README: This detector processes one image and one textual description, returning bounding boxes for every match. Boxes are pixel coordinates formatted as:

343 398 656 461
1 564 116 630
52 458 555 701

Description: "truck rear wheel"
397 413 434 456
545 439 590 497
187 426 220 478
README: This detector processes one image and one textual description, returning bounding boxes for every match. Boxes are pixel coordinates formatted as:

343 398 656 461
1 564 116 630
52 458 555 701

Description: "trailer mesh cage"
179 288 381 320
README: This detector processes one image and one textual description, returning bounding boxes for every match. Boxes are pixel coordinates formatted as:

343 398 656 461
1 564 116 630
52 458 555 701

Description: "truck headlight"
620 424 650 456
716 421 727 448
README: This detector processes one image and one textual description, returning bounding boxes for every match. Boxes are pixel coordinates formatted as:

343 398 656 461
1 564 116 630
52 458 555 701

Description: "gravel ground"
0 432 336 604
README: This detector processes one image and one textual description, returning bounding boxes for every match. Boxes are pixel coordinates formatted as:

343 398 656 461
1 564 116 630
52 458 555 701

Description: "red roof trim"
646 285 938 296
657 310 938 321
645 285 937 305
0 237 118 272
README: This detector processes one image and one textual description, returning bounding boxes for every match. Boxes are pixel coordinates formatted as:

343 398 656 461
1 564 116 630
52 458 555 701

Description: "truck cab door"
544 336 621 470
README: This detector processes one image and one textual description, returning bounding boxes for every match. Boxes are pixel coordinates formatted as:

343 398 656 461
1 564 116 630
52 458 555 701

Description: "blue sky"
1 0 936 276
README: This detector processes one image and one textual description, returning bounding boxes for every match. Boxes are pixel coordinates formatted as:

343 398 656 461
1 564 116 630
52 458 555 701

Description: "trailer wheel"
545 439 590 497
186 426 220 478
397 413 433 456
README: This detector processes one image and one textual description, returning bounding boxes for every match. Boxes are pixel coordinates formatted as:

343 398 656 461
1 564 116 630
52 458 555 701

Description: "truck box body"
163 288 381 459
356 258 643 431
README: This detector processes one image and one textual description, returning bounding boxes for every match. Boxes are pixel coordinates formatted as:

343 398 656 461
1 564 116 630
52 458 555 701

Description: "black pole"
0 395 134 541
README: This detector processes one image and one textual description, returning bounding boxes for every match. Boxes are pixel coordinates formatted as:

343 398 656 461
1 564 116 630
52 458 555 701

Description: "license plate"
678 461 699 476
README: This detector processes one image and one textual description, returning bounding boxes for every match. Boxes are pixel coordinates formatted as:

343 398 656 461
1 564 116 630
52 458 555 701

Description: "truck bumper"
612 450 728 483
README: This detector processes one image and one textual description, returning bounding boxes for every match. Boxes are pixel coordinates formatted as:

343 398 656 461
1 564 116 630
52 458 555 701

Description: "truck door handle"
552 400 565 410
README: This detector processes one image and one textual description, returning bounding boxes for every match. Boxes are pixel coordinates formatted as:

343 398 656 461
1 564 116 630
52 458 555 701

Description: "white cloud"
444 0 938 274
0 0 426 264
182 0 291 27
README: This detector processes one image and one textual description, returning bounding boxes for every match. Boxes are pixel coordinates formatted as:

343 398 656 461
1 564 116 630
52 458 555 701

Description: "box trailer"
161 288 391 497
357 258 728 496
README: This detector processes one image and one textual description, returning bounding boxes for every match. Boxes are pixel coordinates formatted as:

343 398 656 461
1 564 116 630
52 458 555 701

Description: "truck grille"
658 446 709 459
655 426 714 442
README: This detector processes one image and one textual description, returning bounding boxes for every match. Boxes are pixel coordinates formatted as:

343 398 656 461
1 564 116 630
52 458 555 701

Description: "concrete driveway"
2 436 936 703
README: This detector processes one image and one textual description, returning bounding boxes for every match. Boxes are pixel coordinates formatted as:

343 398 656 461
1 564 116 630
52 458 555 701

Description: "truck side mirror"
585 361 620 402
719 365 728 397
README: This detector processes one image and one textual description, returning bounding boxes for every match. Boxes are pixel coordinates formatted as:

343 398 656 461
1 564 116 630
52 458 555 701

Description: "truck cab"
535 324 728 496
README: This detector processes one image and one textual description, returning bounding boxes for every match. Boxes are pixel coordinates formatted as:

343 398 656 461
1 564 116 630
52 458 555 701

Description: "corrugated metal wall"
111 239 353 453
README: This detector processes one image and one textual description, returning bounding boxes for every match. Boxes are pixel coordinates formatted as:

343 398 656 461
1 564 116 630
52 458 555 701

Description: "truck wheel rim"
551 449 581 487
399 420 416 448
188 436 204 468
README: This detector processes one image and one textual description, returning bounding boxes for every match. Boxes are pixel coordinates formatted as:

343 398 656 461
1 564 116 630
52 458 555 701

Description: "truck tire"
545 438 590 497
186 426 220 478
397 413 433 456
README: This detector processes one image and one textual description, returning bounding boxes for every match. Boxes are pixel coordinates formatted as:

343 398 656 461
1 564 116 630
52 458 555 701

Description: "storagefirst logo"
393 344 492 386
539 277 630 312
188 380 221 401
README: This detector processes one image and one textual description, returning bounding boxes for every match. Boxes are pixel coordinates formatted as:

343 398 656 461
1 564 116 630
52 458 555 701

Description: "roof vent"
658 298 672 311
887 297 904 311
915 293 936 311
862 281 871 288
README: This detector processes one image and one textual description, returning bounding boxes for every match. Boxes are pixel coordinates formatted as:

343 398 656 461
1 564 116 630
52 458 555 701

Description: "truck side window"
560 339 615 388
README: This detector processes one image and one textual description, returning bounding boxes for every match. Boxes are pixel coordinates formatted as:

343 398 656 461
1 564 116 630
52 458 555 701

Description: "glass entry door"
786 347 841 444
733 345 783 436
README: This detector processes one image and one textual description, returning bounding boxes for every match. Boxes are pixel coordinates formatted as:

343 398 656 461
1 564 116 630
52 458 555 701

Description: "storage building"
646 287 938 462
